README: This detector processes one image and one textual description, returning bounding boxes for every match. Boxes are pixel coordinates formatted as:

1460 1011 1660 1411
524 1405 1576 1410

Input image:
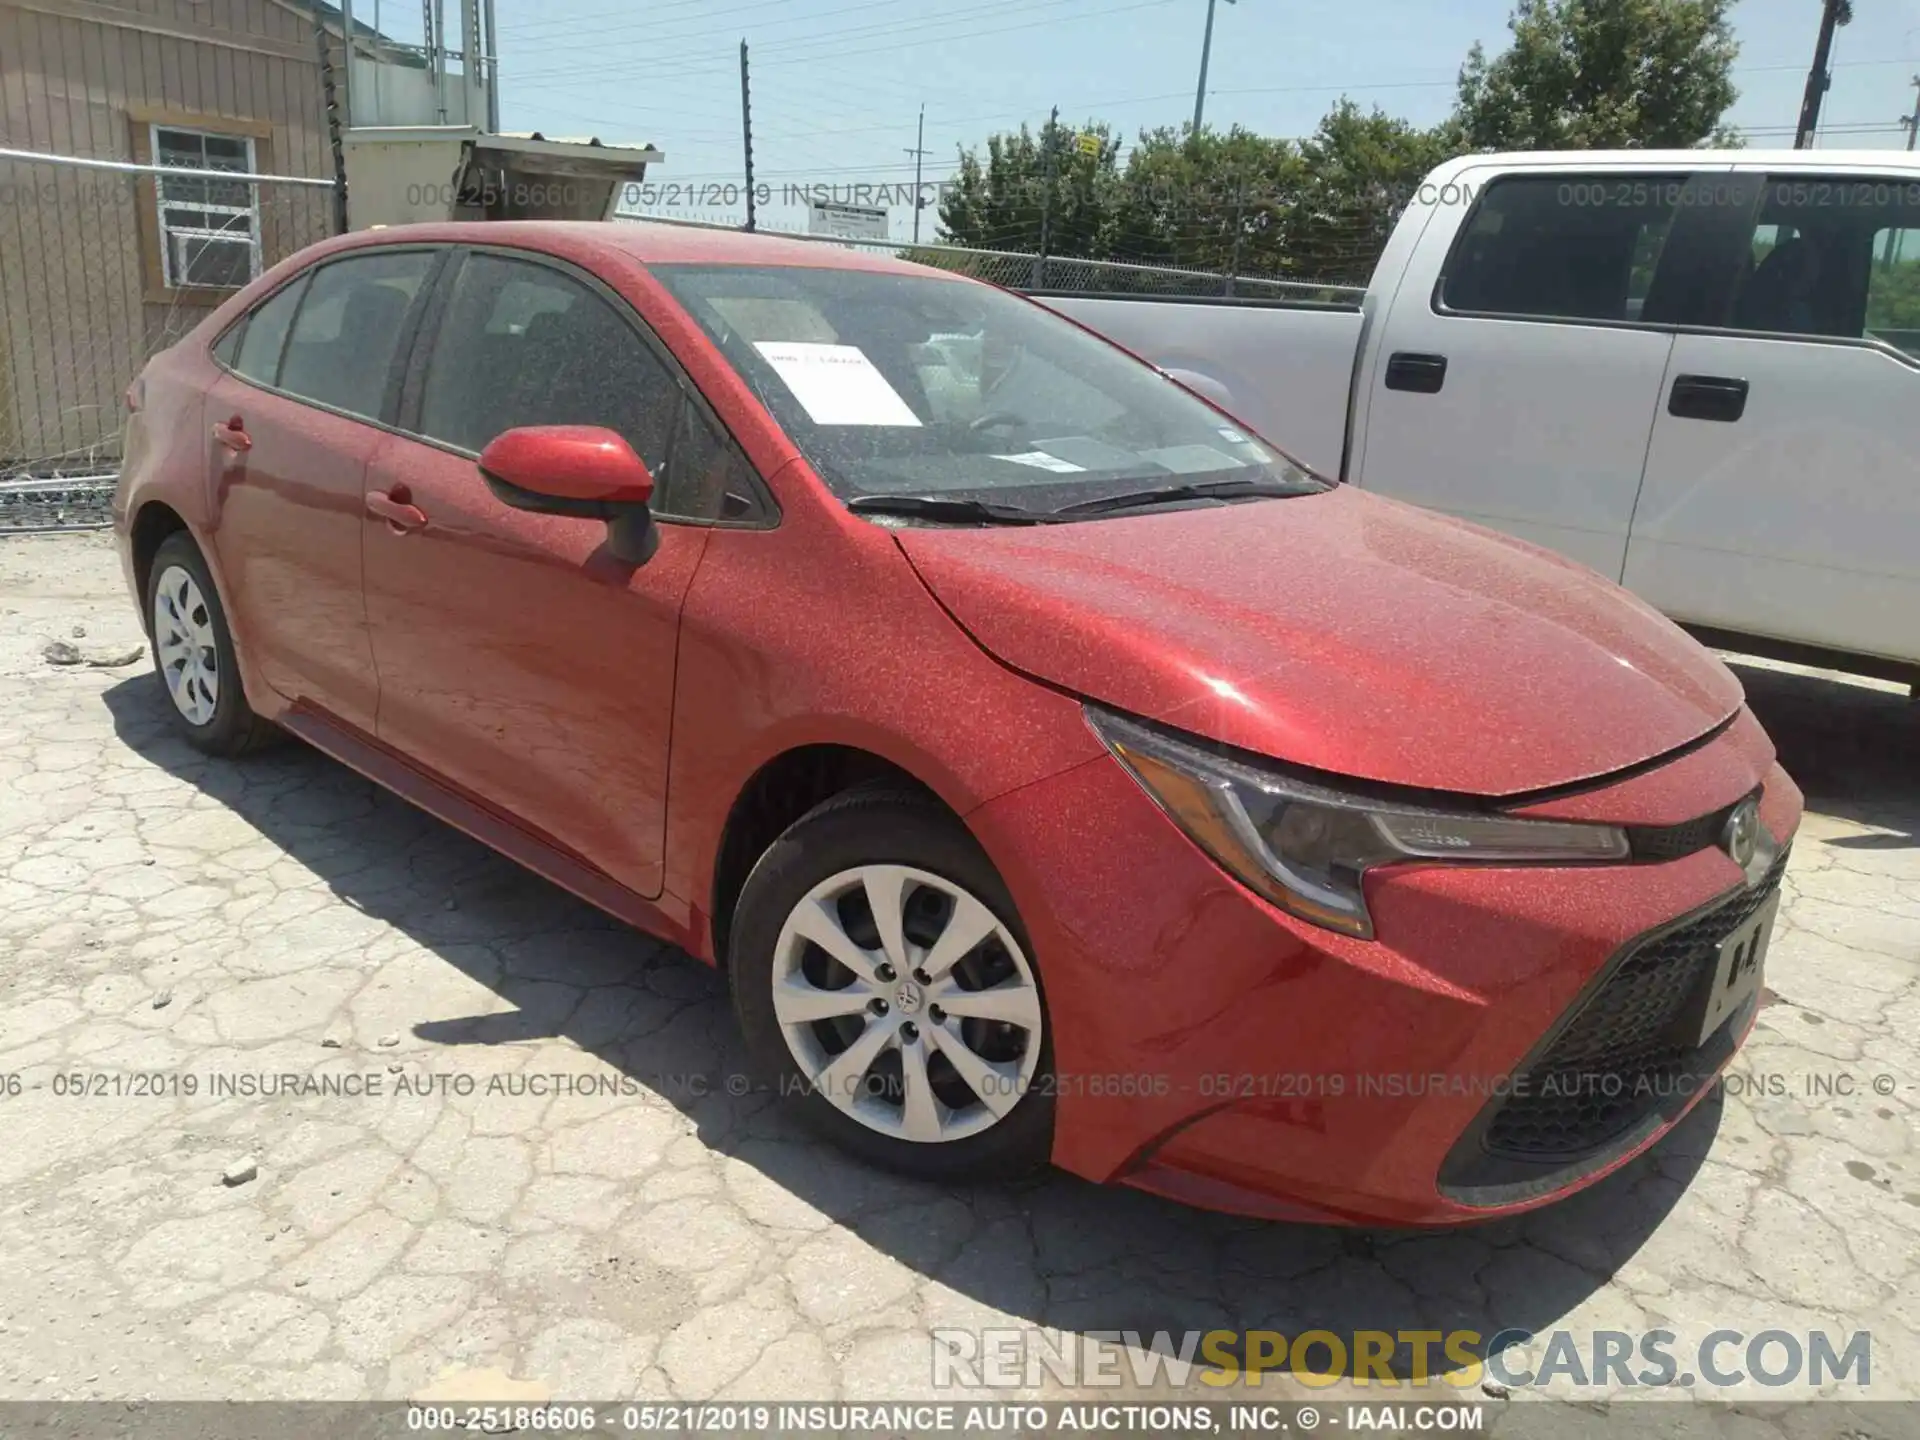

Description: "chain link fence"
0 147 338 529
615 211 1366 304
900 243 1364 304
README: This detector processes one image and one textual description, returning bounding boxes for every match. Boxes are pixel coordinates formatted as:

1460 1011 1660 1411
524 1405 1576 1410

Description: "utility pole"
739 40 757 233
1034 106 1058 288
312 11 348 232
1883 74 1920 267
1191 0 1236 137
1794 0 1853 149
904 104 929 244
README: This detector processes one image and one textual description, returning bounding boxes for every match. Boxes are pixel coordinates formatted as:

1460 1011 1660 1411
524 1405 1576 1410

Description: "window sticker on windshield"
1138 444 1243 475
753 342 923 427
1216 426 1248 443
991 451 1086 474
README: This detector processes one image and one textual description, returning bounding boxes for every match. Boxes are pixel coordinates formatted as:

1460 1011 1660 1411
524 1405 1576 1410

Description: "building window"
151 126 261 289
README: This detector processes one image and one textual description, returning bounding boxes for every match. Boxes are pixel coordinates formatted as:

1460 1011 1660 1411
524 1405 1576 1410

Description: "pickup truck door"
1623 167 1920 666
1348 166 1713 580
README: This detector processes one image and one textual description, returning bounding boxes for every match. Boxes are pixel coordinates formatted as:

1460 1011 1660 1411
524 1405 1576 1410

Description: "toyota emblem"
1721 799 1760 869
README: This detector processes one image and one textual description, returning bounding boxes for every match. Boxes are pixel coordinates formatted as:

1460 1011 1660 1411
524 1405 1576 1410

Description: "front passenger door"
361 249 728 898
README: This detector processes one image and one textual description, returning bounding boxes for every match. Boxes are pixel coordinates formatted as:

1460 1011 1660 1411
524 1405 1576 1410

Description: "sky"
427 0 1920 238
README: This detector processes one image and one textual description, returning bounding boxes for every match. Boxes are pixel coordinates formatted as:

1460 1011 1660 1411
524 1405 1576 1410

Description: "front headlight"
1086 706 1629 939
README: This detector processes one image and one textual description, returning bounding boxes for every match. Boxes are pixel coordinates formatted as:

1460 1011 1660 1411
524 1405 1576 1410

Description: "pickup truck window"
1866 228 1920 355
1437 175 1689 325
1722 175 1920 358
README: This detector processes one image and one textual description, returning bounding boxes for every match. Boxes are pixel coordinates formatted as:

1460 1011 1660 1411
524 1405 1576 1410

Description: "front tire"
730 786 1054 1182
145 532 275 757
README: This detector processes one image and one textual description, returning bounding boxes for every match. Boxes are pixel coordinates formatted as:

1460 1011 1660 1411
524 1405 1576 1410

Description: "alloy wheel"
770 863 1043 1143
152 563 219 727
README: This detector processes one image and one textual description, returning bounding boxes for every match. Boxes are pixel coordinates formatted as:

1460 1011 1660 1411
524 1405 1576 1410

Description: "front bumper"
966 714 1803 1226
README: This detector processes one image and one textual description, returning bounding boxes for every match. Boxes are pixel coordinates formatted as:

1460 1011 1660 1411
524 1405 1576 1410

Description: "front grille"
1480 848 1788 1162
1625 790 1756 863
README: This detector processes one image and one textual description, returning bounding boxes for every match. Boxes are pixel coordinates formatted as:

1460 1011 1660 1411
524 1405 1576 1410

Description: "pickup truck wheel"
729 786 1054 1181
145 533 276 757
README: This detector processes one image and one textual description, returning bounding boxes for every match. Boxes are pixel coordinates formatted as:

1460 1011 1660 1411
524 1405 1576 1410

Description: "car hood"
893 485 1743 798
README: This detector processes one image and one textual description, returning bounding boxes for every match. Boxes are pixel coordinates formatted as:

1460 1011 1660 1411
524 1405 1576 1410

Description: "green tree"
1281 102 1463 285
934 117 1121 257
1453 0 1739 151
1110 125 1305 276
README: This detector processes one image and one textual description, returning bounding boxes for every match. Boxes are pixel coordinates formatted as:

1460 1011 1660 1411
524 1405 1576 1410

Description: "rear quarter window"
230 275 308 387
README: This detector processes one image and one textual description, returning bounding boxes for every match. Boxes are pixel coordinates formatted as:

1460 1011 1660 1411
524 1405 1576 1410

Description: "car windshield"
650 263 1326 516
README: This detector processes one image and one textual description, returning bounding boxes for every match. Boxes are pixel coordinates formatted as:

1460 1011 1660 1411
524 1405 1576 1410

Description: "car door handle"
1668 374 1749 422
367 488 428 532
1385 352 1448 394
211 415 251 451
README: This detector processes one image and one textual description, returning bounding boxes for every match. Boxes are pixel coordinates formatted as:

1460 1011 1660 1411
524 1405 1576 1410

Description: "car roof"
1424 148 1920 186
303 219 969 278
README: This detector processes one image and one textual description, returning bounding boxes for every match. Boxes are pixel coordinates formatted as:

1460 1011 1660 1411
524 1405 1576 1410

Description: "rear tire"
729 785 1055 1182
145 532 276 757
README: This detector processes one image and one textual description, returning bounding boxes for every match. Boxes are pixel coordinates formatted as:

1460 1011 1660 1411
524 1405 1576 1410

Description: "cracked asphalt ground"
1 531 1916 1408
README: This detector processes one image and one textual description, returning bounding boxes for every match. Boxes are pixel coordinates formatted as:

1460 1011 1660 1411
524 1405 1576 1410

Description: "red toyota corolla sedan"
113 222 1801 1225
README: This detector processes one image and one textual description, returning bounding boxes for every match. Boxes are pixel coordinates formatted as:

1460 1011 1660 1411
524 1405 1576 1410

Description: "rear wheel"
730 786 1054 1181
145 532 275 756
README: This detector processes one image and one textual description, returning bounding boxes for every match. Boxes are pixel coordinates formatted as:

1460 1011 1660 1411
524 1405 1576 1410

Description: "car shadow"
102 676 1714 1383
1727 657 1917 848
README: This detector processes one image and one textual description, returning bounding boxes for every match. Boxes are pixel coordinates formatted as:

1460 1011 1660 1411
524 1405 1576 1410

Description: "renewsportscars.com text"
932 1326 1872 1391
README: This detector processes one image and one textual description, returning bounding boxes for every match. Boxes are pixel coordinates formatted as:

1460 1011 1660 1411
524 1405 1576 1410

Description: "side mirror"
478 425 657 564
478 425 654 515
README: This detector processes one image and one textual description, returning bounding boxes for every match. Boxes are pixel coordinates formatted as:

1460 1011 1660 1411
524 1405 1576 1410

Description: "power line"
503 21 1920 169
506 49 1912 150
501 0 802 40
505 0 1106 84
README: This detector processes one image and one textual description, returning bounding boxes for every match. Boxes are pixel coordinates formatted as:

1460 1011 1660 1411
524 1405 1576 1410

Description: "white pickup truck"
1044 148 1920 693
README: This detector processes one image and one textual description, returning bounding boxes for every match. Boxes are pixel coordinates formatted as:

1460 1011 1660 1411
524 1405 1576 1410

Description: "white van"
1045 150 1920 693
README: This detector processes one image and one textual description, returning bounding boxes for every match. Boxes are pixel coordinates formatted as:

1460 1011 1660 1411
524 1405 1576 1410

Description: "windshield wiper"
846 494 1058 525
1051 476 1316 516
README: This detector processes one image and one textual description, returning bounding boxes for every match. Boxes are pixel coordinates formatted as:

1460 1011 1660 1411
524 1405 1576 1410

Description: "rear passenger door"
362 247 759 898
1624 170 1920 665
1351 169 1706 579
206 248 439 732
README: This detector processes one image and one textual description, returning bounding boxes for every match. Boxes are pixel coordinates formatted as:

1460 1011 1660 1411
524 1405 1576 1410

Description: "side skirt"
278 703 699 955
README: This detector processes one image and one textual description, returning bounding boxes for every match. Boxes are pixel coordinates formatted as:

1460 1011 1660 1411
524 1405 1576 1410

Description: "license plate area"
1694 891 1778 1047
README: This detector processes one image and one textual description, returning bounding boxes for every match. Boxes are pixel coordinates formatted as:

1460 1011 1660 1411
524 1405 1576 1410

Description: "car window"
417 252 682 473
231 275 307 387
651 263 1316 506
1719 175 1920 355
1866 225 1920 356
212 319 243 369
278 251 434 419
1439 174 1689 323
654 391 757 522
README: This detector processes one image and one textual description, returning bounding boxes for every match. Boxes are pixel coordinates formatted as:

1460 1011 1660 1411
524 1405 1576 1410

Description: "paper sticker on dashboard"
991 451 1086 473
753 342 923 427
